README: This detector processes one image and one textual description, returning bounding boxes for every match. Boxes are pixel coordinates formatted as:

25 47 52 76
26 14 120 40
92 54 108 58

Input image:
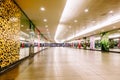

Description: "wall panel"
0 0 20 68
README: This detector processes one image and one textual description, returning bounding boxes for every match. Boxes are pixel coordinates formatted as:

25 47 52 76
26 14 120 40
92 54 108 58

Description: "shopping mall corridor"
1 47 120 80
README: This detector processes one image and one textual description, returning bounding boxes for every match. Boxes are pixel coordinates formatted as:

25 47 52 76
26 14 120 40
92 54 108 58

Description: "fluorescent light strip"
109 34 120 38
63 14 120 42
60 0 84 23
54 0 84 42
54 24 65 42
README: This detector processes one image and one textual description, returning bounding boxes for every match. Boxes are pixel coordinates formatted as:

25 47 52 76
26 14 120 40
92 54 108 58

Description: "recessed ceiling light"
84 9 89 13
74 20 78 23
109 10 114 14
82 27 85 29
69 26 71 28
92 21 96 23
40 7 45 11
43 19 47 22
113 26 116 29
45 25 48 28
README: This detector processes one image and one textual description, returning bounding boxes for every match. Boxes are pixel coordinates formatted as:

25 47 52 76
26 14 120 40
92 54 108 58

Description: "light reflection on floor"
1 47 120 80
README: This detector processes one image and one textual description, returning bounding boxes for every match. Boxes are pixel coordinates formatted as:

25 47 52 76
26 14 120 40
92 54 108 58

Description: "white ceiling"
15 0 120 42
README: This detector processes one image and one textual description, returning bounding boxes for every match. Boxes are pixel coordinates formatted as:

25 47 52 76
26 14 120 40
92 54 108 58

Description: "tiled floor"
1 47 120 80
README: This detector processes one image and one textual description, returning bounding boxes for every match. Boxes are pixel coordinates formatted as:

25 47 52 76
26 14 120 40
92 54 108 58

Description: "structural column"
29 23 35 56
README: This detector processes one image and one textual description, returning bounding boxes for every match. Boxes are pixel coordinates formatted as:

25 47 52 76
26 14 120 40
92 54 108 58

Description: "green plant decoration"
100 32 109 52
83 37 87 49
109 39 114 48
83 42 87 49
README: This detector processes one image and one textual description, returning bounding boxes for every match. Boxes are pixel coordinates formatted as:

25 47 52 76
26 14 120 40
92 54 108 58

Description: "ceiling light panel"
40 7 45 11
74 20 78 23
109 10 113 14
43 19 47 22
84 9 89 13
45 25 48 28
69 26 71 28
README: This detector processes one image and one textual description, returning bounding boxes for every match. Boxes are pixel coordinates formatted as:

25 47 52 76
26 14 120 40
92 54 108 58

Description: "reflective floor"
1 47 120 80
